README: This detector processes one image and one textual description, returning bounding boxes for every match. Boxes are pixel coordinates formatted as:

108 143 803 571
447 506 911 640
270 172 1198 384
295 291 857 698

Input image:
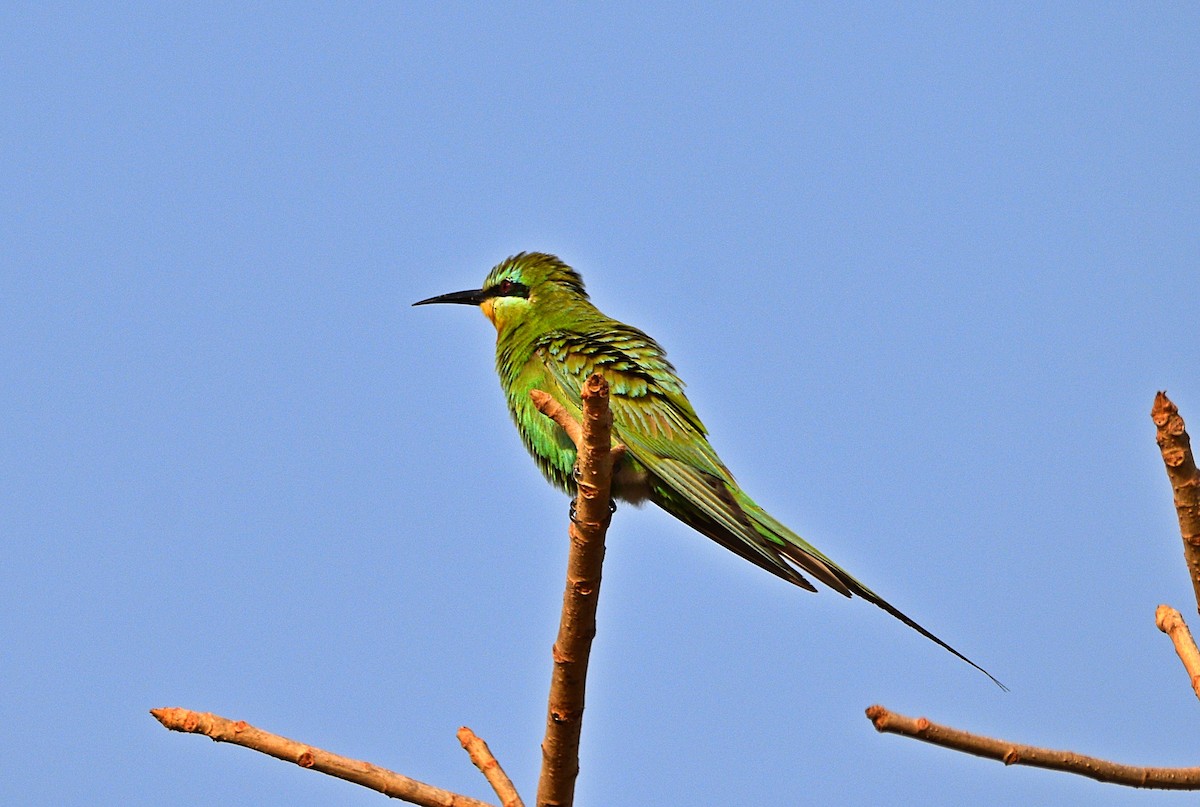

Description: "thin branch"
865 705 1200 789
861 393 1200 790
530 390 583 450
457 727 524 807
1152 392 1200 616
151 707 495 807
156 388 615 805
532 374 614 807
1156 604 1200 703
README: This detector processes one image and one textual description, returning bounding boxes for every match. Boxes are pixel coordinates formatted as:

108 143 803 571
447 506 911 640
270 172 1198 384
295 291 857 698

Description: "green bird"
415 252 1003 689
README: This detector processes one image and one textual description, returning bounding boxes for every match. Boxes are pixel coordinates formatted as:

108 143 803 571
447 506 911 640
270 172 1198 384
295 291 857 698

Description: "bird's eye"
497 279 513 293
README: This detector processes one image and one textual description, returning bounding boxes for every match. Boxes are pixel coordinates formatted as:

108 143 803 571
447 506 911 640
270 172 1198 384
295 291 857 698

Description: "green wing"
535 325 852 592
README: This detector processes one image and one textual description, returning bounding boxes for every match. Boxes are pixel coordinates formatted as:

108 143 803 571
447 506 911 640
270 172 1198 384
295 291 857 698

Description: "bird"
414 251 1004 689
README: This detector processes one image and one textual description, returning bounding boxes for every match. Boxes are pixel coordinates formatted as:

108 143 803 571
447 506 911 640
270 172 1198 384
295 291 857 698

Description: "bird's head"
413 252 589 331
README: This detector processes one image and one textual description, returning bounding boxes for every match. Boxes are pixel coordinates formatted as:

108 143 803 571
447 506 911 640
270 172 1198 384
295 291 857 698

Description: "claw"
602 498 617 527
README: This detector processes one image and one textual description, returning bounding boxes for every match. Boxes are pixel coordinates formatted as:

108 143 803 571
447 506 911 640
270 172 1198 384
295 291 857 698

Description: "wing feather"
536 326 812 586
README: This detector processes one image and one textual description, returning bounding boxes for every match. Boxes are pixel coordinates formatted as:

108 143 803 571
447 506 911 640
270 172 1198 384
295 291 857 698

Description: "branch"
530 390 583 450
531 375 615 807
151 707 496 807
457 727 524 807
155 388 615 805
865 705 1200 789
1152 392 1200 616
1156 604 1200 703
862 393 1200 790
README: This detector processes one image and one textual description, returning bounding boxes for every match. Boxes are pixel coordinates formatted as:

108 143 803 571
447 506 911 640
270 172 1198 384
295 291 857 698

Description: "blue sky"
3 4 1199 805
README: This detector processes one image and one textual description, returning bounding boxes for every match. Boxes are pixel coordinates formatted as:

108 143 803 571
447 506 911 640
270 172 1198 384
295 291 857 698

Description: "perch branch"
1152 392 1200 615
531 375 615 807
457 727 524 807
865 705 1200 789
150 707 495 807
1156 605 1200 703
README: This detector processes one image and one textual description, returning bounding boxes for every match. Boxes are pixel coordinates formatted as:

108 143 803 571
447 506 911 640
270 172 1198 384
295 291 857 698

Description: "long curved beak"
412 288 489 307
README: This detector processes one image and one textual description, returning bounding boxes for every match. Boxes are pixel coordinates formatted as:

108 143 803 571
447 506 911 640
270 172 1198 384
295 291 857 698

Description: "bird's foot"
568 497 617 526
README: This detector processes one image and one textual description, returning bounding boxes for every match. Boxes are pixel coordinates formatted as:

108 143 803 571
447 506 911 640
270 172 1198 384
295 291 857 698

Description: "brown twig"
530 389 584 450
531 375 614 807
861 393 1200 790
156 387 615 805
1152 392 1200 615
1156 605 1200 703
457 727 524 807
150 707 495 807
865 705 1200 789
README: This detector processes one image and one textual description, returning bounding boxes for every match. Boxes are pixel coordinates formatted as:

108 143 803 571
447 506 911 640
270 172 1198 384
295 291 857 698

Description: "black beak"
412 288 489 307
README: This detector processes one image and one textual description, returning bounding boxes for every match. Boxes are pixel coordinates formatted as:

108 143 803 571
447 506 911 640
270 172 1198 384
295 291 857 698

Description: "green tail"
738 489 1007 691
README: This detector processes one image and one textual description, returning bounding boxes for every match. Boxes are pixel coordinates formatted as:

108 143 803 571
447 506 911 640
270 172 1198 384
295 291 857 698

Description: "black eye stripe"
489 280 529 298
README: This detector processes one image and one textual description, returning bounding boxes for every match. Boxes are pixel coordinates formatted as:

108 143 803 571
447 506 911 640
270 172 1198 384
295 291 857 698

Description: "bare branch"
1152 392 1200 616
865 705 1200 789
1156 604 1200 703
530 389 583 450
155 382 618 805
457 727 524 807
861 394 1200 790
151 708 495 807
532 374 614 807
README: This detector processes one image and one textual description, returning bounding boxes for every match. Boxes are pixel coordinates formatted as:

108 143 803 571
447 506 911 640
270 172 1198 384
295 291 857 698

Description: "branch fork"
867 392 1200 791
152 375 618 807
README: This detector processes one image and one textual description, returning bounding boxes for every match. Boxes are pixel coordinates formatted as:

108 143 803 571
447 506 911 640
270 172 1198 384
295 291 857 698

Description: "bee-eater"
415 252 1003 688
